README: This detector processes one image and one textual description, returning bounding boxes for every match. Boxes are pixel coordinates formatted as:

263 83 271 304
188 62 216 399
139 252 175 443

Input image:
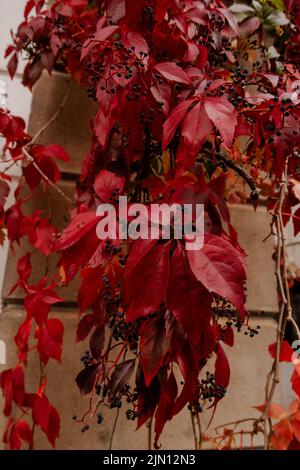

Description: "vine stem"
148 416 153 450
208 158 296 449
257 158 292 449
189 409 198 450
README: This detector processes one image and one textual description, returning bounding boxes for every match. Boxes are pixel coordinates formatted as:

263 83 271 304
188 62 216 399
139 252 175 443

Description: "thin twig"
217 153 259 199
189 409 198 450
148 416 153 451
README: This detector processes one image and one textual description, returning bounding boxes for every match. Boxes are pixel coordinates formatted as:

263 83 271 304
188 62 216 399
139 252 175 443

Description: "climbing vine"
1 0 300 450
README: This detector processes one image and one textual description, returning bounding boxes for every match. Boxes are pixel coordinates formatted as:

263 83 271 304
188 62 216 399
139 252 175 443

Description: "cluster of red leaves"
1 0 300 449
0 111 70 448
254 341 300 450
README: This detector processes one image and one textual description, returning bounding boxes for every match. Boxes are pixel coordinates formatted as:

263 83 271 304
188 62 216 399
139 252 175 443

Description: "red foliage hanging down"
0 0 300 450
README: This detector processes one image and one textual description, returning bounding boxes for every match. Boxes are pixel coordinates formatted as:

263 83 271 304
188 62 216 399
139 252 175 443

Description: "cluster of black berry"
108 392 122 409
108 309 139 345
126 409 139 421
97 412 103 424
199 372 226 402
244 325 260 337
80 350 93 368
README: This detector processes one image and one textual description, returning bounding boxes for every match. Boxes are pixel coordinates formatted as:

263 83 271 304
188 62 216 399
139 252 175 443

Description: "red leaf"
125 238 157 277
33 219 56 256
14 318 32 364
164 310 186 357
17 253 32 284
292 365 300 398
47 405 60 447
110 359 135 395
166 244 212 346
94 169 125 202
139 315 169 386
215 344 230 388
124 242 170 323
154 62 191 85
89 325 105 360
196 45 208 69
55 211 99 251
43 144 70 162
181 102 213 159
122 30 149 60
173 340 200 415
0 370 13 417
76 364 99 396
9 420 32 450
76 313 96 342
32 393 50 434
36 318 64 364
0 179 9 208
222 326 234 347
154 371 178 448
7 53 18 79
239 17 261 36
94 109 114 147
162 99 193 149
204 97 237 147
187 234 246 317
94 24 120 42
24 283 63 326
151 81 171 116
136 367 161 429
271 419 293 450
